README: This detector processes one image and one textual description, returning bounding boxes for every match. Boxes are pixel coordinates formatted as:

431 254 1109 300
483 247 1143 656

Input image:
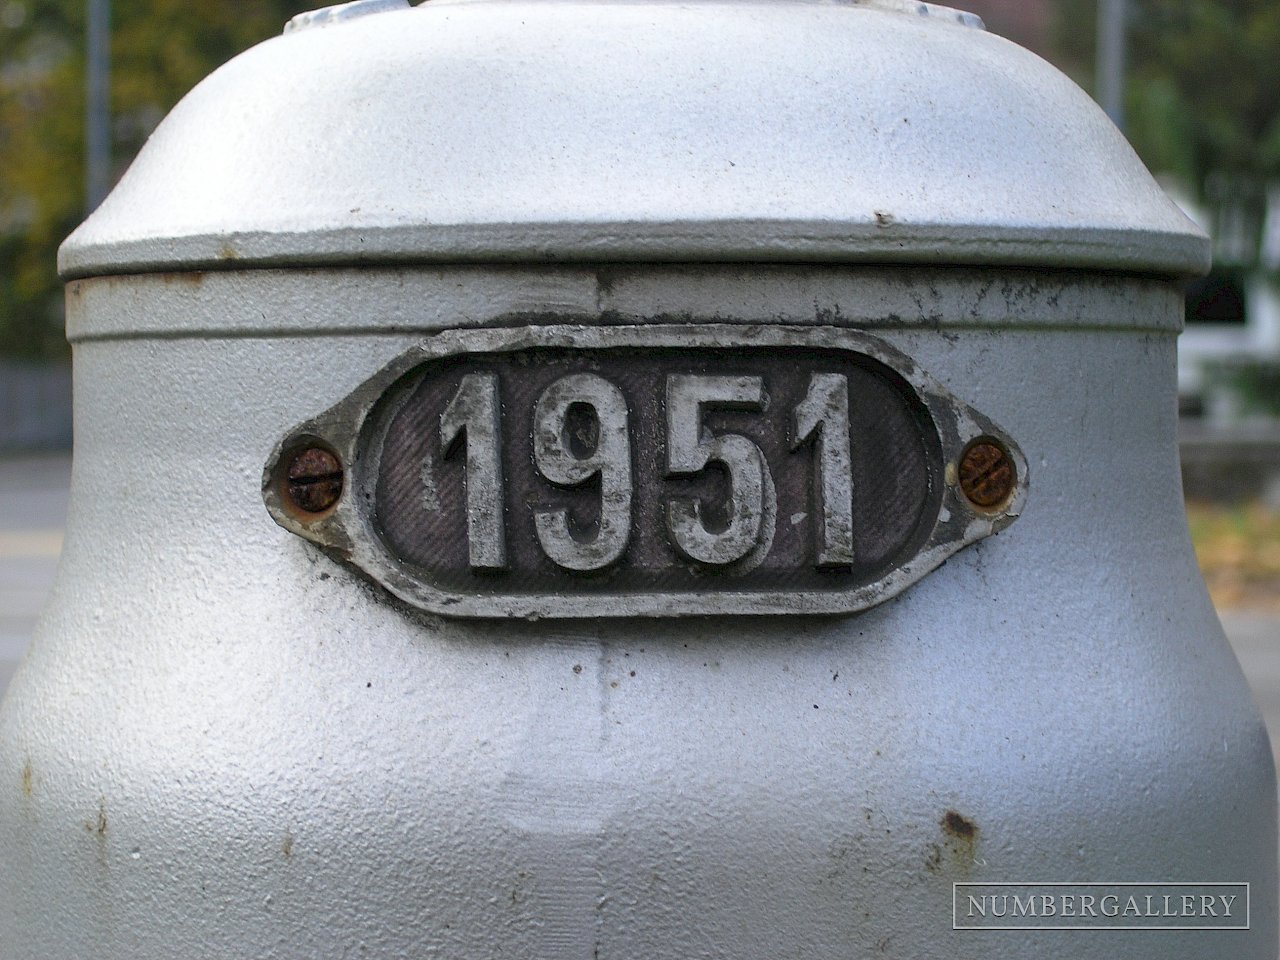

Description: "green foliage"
1129 0 1280 189
0 0 313 359
1203 356 1280 418
1054 0 1280 215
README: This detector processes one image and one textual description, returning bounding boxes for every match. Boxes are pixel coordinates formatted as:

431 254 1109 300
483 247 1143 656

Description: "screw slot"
284 447 344 515
957 438 1014 511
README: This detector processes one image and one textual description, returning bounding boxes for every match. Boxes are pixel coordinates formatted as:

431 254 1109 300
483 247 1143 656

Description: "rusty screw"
285 447 344 514
958 439 1014 510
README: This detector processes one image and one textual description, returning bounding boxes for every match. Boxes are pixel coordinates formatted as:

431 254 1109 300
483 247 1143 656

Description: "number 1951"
438 372 854 572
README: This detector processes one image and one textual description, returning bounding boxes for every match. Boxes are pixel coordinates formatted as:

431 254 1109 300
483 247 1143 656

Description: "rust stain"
927 810 980 878
20 759 32 797
217 242 239 260
942 810 976 840
282 832 294 858
958 440 1015 510
164 270 207 287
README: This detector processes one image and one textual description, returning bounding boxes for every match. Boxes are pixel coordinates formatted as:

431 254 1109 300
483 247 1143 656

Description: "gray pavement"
1221 610 1280 763
0 454 68 694
1 453 1279 752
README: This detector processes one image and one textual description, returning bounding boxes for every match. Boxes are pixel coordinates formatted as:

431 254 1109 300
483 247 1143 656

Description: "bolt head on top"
285 447 344 514
958 439 1015 510
283 0 409 35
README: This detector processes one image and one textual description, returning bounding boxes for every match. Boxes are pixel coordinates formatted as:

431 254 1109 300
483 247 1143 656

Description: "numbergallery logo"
953 883 1250 931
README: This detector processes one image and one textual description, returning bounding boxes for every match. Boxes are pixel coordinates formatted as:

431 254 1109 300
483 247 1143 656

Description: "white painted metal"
59 0 1204 278
1 0 1271 957
284 0 410 35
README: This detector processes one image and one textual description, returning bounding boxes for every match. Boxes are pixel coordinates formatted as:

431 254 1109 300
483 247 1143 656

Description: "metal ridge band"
59 221 1211 282
63 265 1188 343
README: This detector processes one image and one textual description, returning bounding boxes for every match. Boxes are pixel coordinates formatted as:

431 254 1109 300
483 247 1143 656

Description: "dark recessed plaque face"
264 325 1027 618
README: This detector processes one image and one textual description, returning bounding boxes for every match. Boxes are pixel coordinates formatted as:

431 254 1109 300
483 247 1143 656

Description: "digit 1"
791 373 855 567
440 372 507 570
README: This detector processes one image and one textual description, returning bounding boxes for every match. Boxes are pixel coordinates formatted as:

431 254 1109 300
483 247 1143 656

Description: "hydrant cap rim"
58 0 1210 281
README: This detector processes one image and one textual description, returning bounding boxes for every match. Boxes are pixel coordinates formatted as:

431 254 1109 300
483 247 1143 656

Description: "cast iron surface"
264 323 1028 617
3 265 1273 959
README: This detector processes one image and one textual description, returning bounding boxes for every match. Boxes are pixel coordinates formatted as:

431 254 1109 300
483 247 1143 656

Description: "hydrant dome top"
59 0 1209 279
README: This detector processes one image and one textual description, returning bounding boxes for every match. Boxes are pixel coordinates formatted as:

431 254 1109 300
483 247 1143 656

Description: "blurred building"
1173 179 1280 421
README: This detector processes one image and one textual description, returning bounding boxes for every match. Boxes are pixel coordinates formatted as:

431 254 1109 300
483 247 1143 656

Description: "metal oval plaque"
263 324 1027 617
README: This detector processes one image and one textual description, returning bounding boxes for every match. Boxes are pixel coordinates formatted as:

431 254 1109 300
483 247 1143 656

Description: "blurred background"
1 0 1279 720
